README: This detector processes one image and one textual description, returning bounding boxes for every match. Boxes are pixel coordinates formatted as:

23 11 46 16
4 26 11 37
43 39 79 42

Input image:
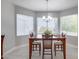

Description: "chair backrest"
61 33 66 37
29 32 34 37
53 33 66 38
53 33 66 43
29 32 35 42
42 34 53 49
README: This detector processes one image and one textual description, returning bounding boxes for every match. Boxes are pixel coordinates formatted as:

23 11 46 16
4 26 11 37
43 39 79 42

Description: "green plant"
43 29 52 35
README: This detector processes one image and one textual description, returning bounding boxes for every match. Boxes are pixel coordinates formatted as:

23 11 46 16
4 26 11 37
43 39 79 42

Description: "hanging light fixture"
42 0 52 20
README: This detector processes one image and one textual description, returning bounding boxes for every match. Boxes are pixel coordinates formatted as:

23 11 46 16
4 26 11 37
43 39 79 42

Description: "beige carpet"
4 43 78 59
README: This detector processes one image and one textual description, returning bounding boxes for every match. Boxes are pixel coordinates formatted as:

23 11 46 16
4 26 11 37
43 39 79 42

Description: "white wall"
60 6 78 16
15 35 29 46
35 11 59 17
1 0 16 53
67 35 78 46
15 6 35 16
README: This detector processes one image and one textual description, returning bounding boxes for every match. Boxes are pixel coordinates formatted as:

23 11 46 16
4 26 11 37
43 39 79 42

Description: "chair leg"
42 54 44 59
51 49 53 59
54 44 56 56
39 44 41 55
1 56 3 59
42 49 44 59
62 45 63 51
58 45 59 49
32 45 34 51
36 45 37 50
62 45 64 56
60 45 62 51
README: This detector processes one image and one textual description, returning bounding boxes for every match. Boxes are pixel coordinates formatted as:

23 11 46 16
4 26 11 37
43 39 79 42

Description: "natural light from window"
16 14 33 36
37 17 58 34
60 14 78 36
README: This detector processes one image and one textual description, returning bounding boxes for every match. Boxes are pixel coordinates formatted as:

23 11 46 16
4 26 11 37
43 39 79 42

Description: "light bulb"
42 16 46 19
48 16 52 20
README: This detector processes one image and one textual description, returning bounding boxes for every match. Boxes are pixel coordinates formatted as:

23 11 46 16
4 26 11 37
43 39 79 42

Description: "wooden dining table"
29 35 66 59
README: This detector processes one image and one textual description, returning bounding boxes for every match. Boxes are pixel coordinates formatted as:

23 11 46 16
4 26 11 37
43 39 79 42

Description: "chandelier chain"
46 0 48 16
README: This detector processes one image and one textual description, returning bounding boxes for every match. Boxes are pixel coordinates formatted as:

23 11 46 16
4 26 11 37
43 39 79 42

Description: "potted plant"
43 29 52 35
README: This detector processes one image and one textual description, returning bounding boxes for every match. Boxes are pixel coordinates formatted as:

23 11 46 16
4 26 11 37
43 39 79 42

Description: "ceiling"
8 0 78 11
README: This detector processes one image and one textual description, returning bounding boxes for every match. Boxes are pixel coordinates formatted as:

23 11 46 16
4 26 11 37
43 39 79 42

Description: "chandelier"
42 0 52 21
42 0 52 29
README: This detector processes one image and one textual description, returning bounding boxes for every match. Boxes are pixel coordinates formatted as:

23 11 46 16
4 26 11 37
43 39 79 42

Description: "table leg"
29 39 32 59
63 39 66 59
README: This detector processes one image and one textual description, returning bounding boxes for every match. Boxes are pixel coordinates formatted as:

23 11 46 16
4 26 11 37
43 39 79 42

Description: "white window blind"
37 17 58 34
60 14 78 36
16 14 33 36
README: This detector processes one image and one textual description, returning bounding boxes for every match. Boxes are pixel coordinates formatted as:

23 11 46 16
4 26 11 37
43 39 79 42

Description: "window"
60 14 78 36
16 14 33 36
37 17 58 34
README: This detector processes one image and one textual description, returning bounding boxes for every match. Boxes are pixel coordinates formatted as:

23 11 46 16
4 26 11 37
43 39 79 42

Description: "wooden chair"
30 33 41 55
54 33 65 56
1 35 5 59
42 34 53 59
32 41 41 55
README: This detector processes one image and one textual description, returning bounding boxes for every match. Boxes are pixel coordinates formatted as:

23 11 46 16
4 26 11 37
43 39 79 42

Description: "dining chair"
30 33 41 55
42 34 53 59
54 33 65 56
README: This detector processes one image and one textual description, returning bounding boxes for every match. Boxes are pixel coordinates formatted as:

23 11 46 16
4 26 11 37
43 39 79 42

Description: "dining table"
29 35 66 59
